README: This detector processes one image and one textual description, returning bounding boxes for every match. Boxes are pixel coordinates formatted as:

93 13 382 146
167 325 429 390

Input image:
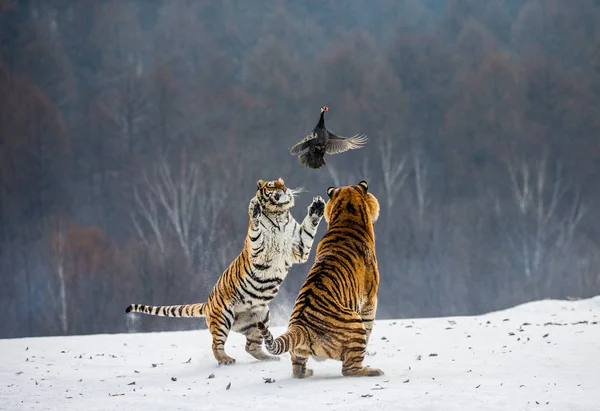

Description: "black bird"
290 106 368 169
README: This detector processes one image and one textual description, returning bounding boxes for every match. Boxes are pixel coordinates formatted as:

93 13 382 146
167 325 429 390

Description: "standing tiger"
257 180 383 378
126 178 325 365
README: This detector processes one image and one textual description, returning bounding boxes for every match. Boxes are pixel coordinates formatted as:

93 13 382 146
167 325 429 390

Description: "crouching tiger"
126 178 325 365
257 180 383 378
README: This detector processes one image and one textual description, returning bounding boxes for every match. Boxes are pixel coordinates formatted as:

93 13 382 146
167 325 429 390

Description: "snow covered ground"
2 297 599 411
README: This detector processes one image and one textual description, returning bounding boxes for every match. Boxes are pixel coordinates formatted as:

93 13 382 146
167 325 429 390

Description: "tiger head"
256 178 296 213
324 180 380 224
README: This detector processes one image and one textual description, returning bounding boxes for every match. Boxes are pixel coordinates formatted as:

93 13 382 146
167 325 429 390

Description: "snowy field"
1 297 599 411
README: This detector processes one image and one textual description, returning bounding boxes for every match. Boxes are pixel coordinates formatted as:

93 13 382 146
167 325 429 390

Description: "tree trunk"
57 262 68 334
22 247 33 336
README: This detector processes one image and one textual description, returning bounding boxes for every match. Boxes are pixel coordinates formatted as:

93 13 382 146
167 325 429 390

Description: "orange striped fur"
257 180 383 378
126 178 325 365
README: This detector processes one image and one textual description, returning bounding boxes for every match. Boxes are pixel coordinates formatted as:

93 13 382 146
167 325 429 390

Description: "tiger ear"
256 179 266 189
358 180 368 192
277 177 284 185
327 186 336 197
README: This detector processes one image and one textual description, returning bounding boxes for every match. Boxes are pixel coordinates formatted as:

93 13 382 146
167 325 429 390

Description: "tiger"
256 180 383 378
126 178 325 366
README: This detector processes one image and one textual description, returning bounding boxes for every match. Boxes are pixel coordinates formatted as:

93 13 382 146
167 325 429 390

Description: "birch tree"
411 148 430 225
130 157 230 283
326 157 371 189
50 220 69 334
379 135 408 218
502 150 585 279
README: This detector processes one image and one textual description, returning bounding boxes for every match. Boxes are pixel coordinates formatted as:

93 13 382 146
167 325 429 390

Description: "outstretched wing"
325 133 368 154
290 132 318 155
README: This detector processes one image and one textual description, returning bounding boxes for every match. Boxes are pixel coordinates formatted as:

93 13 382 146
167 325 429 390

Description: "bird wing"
290 132 318 155
325 133 368 154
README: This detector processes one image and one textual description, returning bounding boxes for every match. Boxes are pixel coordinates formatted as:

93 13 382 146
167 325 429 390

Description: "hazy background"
1 0 599 339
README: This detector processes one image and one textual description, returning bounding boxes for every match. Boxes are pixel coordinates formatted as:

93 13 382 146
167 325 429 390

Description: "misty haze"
1 0 599 341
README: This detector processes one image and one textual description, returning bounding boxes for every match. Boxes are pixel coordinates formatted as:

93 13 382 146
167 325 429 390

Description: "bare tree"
50 219 69 334
130 156 230 281
131 158 198 274
412 148 430 225
326 157 371 188
502 149 585 279
379 135 408 217
377 136 431 234
103 66 148 155
130 185 166 257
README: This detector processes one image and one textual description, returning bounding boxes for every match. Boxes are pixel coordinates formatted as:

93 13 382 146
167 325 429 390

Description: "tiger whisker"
290 187 306 199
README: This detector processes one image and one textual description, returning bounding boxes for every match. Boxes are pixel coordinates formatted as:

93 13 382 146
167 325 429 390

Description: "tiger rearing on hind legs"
126 178 325 365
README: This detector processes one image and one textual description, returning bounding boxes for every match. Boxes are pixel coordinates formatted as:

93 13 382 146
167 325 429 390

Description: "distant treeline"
1 0 599 338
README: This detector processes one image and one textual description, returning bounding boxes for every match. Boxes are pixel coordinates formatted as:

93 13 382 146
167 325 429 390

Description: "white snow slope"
2 297 599 411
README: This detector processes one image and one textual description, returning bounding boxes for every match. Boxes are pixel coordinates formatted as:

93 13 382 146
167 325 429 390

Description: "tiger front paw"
308 196 325 220
249 197 262 222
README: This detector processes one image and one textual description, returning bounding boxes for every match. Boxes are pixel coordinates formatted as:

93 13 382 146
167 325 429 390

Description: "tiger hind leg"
291 349 313 379
208 311 236 365
340 311 384 377
360 297 378 347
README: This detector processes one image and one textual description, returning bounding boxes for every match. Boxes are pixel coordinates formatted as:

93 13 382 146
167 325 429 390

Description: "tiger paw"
342 366 384 377
362 367 384 377
217 354 237 365
293 367 314 379
308 196 325 219
249 197 262 221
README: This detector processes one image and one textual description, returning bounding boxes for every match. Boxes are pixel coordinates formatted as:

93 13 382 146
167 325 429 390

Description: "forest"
1 0 599 338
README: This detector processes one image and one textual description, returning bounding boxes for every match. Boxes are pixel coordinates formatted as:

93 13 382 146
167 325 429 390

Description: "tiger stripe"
126 302 206 317
126 178 324 365
257 180 384 378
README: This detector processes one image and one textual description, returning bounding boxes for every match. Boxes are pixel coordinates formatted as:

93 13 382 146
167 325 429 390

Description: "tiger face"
324 180 380 223
256 178 295 213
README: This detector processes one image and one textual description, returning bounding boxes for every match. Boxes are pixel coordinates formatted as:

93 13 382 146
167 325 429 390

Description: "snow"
2 297 600 411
